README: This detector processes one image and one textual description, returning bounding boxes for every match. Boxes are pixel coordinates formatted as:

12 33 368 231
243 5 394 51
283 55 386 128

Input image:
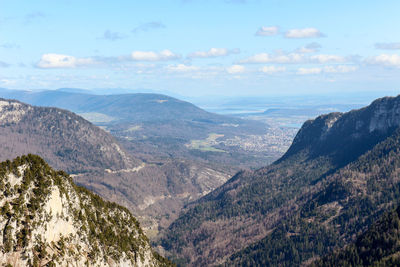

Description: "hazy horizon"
1 0 400 97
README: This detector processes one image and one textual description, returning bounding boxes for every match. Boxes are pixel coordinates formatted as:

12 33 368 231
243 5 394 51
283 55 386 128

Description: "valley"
0 98 235 239
2 1 399 266
2 92 400 266
160 95 400 266
0 88 295 169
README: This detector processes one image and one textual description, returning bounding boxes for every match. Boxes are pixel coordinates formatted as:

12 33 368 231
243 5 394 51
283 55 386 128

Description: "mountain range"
3 87 400 266
0 97 234 239
160 94 400 266
0 88 294 169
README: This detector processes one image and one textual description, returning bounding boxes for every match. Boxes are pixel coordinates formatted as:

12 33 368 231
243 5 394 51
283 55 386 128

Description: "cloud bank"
188 48 240 58
297 65 358 75
226 65 245 74
255 26 279 36
285 28 324 38
240 52 345 64
37 54 96 68
367 54 400 67
131 50 180 61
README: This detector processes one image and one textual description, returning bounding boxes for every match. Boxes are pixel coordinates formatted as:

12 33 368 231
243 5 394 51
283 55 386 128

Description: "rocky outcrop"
0 155 172 266
282 95 400 165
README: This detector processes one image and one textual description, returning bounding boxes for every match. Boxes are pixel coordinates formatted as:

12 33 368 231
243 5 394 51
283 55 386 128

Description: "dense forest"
313 206 400 266
161 95 400 266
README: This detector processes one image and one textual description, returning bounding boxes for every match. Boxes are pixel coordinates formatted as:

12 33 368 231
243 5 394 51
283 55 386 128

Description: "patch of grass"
79 112 117 123
187 133 226 153
124 125 143 132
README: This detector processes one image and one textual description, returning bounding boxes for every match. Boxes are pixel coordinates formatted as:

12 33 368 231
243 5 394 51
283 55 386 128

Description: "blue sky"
1 0 400 96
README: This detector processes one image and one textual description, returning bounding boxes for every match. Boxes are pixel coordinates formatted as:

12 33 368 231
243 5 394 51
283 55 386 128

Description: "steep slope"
74 158 232 237
0 98 232 237
0 154 172 266
0 88 291 169
312 206 400 266
160 95 400 266
225 128 400 266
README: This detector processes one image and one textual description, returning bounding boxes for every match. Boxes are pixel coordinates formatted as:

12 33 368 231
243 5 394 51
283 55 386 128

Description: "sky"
1 0 400 97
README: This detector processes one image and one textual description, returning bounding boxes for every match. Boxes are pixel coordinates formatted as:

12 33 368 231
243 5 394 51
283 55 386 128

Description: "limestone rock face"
0 155 171 267
368 96 400 132
282 95 400 165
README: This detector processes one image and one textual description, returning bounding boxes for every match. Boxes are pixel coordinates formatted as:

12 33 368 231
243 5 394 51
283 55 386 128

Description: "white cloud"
37 54 95 68
375 43 400 50
240 48 348 65
296 42 321 53
188 48 239 58
297 65 358 75
259 66 286 74
285 28 324 39
367 54 400 67
255 26 279 36
323 65 358 73
297 67 322 75
310 54 345 63
240 52 304 64
165 64 198 72
131 50 180 61
241 52 345 64
226 65 245 74
0 79 16 86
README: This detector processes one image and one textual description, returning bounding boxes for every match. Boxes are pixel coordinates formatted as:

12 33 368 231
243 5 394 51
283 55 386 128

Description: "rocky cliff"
0 155 172 266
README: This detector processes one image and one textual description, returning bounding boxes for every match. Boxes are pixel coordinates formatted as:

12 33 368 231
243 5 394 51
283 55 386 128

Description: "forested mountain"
0 98 137 173
160 95 400 266
0 88 243 123
0 98 233 237
0 155 172 266
313 206 400 266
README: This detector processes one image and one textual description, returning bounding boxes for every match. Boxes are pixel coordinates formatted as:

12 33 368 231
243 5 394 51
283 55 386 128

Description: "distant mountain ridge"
0 88 290 169
160 94 400 266
0 88 250 124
